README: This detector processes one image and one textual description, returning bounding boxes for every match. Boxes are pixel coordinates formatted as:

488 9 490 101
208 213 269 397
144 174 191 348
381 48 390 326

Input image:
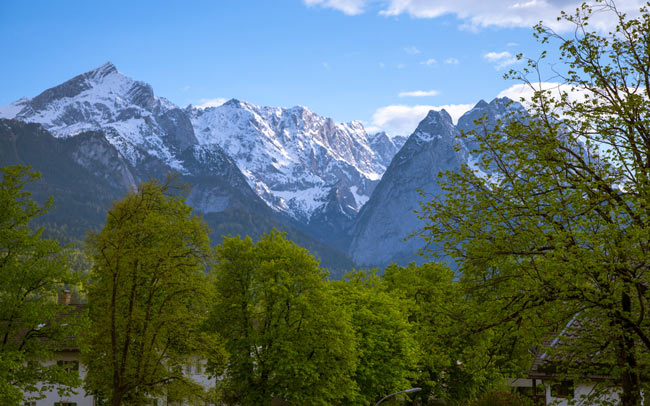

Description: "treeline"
0 165 532 406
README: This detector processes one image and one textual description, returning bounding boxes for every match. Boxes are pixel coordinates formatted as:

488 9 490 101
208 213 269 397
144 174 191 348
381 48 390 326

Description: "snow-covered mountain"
189 99 387 225
368 131 407 168
0 62 401 255
0 62 194 171
0 61 528 269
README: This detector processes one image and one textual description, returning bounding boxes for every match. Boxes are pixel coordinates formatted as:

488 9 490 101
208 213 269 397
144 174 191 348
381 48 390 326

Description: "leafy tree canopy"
0 165 82 405
82 178 224 406
210 230 358 406
418 2 650 404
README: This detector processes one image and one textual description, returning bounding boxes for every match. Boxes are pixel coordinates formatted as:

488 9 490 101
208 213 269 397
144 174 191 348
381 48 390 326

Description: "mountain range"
0 62 522 276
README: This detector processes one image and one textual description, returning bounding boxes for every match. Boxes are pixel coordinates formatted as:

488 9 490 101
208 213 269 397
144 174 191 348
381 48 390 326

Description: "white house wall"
23 352 216 406
546 383 620 406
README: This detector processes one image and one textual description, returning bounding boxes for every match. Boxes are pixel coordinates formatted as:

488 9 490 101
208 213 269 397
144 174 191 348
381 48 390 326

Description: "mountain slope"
0 117 357 274
347 97 525 267
0 63 402 250
189 99 387 229
347 109 465 266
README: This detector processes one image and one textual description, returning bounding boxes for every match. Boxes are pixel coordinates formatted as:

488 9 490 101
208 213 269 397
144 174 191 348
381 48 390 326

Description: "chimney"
60 289 72 305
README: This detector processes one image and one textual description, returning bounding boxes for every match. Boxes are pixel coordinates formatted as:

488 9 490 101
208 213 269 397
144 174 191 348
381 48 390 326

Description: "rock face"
456 97 525 153
348 109 465 265
347 98 525 266
368 131 407 168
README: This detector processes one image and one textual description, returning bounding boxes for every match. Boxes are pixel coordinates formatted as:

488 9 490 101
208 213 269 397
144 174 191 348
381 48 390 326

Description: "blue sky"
0 0 639 135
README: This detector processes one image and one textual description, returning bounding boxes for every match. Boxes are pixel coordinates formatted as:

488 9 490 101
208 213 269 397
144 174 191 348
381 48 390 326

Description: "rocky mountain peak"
473 99 489 109
348 98 521 266
412 109 456 143
89 61 119 79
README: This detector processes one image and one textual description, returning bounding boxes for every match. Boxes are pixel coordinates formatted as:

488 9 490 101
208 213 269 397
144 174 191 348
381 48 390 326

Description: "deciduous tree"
0 165 81 405
82 179 222 406
418 2 650 404
332 270 416 406
210 231 357 406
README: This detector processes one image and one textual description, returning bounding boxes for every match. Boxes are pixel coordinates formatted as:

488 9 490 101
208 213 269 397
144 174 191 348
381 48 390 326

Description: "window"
185 360 203 375
57 360 79 373
550 380 574 398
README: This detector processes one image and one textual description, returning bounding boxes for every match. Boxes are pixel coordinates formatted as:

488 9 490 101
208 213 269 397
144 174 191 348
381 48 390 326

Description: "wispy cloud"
397 63 406 69
398 90 440 97
483 51 518 70
322 62 331 69
444 57 459 65
371 103 473 135
420 58 437 66
404 46 421 55
195 98 228 109
302 0 367 15
302 0 643 32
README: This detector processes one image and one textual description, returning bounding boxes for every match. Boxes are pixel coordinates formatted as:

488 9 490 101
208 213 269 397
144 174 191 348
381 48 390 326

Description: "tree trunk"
111 390 123 406
619 291 641 406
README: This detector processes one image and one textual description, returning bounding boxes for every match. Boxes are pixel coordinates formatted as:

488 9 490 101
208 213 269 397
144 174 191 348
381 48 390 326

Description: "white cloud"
507 42 519 47
397 63 406 69
420 58 437 65
398 90 440 97
444 57 459 65
182 85 190 92
371 103 473 135
379 62 385 68
322 61 331 69
365 125 382 134
483 51 518 69
302 0 367 15
404 45 421 55
498 82 596 108
303 0 643 32
195 98 228 109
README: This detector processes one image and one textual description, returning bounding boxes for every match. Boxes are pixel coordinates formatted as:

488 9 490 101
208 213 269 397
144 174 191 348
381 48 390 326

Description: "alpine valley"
0 62 520 277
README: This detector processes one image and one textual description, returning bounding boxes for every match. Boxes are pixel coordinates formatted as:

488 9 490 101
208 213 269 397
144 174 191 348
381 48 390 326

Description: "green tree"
418 2 650 405
209 230 358 406
82 179 223 406
332 270 416 406
0 165 81 405
382 262 525 405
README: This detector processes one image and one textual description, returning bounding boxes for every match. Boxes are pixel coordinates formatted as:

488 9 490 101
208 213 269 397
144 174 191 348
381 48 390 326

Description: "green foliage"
382 262 515 404
82 178 224 406
0 165 82 405
417 2 650 405
209 230 357 406
333 270 416 406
